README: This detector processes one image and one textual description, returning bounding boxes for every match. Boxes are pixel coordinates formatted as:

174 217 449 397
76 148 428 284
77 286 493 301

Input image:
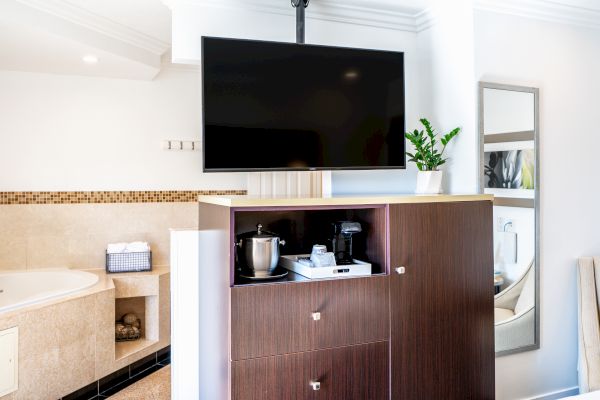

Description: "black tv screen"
202 37 405 171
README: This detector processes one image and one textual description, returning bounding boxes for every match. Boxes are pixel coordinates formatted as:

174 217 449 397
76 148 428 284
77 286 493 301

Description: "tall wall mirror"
479 82 540 356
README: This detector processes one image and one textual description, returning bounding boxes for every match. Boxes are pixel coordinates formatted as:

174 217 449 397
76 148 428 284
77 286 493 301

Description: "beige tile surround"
0 199 197 398
0 202 200 271
0 268 170 400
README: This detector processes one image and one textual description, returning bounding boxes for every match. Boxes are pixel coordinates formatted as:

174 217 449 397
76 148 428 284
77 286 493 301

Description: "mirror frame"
478 81 540 357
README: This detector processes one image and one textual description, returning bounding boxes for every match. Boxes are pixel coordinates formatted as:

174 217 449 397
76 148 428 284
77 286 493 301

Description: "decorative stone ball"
122 313 137 325
115 323 126 336
130 326 140 337
132 320 141 329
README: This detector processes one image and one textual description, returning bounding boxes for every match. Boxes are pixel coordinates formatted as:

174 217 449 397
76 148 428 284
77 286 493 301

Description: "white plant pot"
415 170 443 194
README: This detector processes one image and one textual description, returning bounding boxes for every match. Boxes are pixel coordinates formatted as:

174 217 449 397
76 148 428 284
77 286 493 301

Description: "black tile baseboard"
157 345 171 365
98 366 130 394
58 346 170 400
62 381 99 400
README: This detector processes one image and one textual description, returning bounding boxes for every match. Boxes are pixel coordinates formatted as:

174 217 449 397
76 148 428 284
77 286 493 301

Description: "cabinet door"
314 341 389 400
312 276 389 350
232 351 313 400
231 283 313 360
389 202 495 399
232 342 389 400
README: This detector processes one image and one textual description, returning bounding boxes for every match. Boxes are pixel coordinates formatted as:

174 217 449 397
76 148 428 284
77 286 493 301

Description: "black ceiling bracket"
291 0 310 44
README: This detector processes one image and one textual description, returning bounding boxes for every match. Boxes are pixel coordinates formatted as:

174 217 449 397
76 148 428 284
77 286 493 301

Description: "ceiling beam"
0 0 171 73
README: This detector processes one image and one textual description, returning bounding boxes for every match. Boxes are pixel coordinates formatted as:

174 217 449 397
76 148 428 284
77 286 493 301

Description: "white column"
246 171 332 197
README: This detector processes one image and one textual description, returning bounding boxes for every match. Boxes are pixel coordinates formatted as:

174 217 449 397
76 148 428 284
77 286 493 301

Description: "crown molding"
414 7 437 32
306 0 419 32
164 0 600 33
162 0 421 32
16 0 170 55
474 0 600 30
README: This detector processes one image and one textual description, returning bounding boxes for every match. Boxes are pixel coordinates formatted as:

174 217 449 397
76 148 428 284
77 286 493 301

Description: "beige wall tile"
0 233 27 270
113 275 159 298
0 269 170 400
0 202 199 270
158 274 170 343
54 337 96 396
95 288 116 379
16 347 59 400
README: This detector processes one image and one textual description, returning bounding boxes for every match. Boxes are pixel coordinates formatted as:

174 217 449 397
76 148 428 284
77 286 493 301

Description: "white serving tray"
280 254 372 279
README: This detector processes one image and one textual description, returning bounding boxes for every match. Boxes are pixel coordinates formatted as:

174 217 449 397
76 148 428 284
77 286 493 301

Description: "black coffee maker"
331 221 362 265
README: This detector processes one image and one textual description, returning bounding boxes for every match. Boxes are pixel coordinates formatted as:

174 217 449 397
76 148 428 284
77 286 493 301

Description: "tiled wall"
0 270 170 400
0 190 244 205
0 190 246 270
0 201 204 271
0 202 198 270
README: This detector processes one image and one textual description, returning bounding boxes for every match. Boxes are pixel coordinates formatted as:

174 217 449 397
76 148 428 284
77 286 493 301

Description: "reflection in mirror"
483 89 535 135
479 82 539 356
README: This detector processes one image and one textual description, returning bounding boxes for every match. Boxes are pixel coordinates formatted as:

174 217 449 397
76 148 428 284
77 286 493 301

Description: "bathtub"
0 269 99 313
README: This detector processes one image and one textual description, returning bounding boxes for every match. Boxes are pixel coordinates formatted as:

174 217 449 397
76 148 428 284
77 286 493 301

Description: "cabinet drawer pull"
395 266 406 275
311 312 321 321
310 380 321 391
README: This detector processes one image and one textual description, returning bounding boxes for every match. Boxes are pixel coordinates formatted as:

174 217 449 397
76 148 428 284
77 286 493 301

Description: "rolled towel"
107 241 150 254
107 242 128 254
126 241 150 252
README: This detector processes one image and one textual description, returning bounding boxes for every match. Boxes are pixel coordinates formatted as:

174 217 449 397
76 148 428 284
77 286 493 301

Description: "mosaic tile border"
0 190 246 205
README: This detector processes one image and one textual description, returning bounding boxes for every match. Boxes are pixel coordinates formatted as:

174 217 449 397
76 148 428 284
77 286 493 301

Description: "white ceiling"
0 0 172 80
0 16 161 80
0 0 598 80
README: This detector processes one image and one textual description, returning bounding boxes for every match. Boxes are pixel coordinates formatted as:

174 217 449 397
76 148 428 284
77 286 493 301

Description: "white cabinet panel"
0 326 18 396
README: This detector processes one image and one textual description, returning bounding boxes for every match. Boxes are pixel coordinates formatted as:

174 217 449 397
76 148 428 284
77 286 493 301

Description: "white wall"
170 2 422 195
475 9 600 399
0 67 246 190
416 1 478 194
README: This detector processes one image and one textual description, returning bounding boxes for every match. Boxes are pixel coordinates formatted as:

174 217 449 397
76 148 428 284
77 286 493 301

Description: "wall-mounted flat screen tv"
202 37 405 172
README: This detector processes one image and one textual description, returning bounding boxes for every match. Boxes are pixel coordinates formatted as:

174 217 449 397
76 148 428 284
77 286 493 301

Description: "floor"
108 365 170 400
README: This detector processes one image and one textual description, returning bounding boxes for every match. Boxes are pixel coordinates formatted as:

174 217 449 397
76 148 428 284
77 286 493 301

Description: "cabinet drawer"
231 276 389 360
231 282 314 360
312 277 389 350
232 341 389 400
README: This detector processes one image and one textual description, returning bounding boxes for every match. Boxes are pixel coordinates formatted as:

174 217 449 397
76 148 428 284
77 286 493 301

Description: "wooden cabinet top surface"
198 194 493 208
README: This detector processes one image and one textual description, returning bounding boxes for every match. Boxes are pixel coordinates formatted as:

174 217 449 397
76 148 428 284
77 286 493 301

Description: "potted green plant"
406 118 460 194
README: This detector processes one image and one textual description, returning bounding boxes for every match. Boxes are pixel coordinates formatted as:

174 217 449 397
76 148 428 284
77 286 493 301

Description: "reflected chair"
576 257 600 393
494 259 535 353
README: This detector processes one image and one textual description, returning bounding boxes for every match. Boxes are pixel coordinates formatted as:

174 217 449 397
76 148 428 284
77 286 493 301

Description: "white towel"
107 242 128 254
107 241 150 254
496 232 517 264
126 241 151 252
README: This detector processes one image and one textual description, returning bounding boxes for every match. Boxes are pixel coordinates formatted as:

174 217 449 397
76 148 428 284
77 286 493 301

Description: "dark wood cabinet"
232 342 389 400
231 282 313 360
231 276 389 360
312 276 389 350
314 341 389 400
197 197 495 400
232 350 314 400
389 202 495 400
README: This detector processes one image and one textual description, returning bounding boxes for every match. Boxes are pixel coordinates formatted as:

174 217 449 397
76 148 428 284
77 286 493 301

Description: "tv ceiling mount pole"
291 0 310 44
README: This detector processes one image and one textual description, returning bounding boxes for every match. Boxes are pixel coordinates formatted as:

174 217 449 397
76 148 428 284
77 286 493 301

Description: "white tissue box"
280 254 372 279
